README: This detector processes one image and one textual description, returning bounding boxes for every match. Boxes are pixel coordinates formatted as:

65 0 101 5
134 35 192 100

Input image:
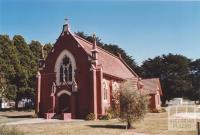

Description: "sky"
0 0 200 65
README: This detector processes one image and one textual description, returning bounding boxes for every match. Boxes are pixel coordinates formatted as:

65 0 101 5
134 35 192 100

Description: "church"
35 20 162 120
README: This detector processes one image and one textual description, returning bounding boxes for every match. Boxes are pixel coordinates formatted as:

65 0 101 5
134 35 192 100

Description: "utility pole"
197 122 200 135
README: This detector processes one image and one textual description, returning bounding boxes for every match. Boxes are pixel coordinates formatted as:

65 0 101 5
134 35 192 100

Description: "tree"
76 32 103 46
0 35 20 83
189 59 200 103
13 35 37 108
0 74 17 101
141 54 192 104
43 43 53 58
0 35 19 102
0 74 8 99
119 80 149 129
29 40 42 60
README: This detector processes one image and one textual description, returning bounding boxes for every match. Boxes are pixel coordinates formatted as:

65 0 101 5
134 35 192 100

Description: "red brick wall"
38 33 93 119
149 93 161 110
149 94 156 110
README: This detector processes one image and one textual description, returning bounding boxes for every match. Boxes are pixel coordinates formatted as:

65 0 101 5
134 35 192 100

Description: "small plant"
107 106 120 119
99 113 111 120
151 108 165 113
161 107 166 112
31 113 39 118
151 108 158 113
85 113 95 120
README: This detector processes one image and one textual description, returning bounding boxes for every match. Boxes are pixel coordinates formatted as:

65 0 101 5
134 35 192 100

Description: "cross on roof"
65 18 68 25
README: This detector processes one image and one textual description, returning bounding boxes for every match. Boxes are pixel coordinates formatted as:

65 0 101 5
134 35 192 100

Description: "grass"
0 110 33 124
0 125 24 135
0 110 197 135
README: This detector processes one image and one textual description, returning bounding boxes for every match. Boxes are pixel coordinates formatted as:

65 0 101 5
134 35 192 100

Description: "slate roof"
72 33 138 79
141 78 163 95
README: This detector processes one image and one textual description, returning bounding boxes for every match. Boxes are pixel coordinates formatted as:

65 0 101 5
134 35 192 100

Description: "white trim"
57 90 72 97
54 49 76 85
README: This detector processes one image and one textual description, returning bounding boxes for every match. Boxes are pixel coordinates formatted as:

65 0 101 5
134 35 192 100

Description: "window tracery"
54 50 76 85
59 56 73 83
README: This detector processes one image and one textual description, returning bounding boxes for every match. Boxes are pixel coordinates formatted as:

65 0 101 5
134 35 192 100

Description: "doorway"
58 93 70 113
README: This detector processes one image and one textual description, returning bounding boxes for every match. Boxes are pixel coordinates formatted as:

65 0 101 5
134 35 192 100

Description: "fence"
168 105 200 131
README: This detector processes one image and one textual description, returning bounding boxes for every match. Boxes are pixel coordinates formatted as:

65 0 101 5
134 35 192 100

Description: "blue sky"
0 0 200 65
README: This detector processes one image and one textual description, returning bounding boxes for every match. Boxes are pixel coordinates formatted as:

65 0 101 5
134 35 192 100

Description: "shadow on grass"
0 108 34 112
3 115 33 118
87 124 126 129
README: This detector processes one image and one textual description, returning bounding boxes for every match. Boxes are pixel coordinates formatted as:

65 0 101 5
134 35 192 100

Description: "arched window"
112 81 119 92
60 65 64 82
59 56 73 83
103 80 108 101
55 50 76 85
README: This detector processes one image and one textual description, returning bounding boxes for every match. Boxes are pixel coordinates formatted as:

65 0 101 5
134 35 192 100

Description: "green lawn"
0 111 197 135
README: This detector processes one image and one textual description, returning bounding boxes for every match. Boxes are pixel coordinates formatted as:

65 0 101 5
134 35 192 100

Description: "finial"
93 33 97 49
91 33 98 65
117 52 122 59
93 33 96 38
64 18 68 25
72 79 78 92
62 18 70 33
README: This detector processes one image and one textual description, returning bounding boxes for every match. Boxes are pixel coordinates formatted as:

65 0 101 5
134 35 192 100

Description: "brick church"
35 20 162 120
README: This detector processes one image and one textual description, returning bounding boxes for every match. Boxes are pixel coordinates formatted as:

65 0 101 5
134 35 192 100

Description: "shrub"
108 90 120 119
161 107 166 112
85 113 95 120
119 80 149 129
0 126 24 135
99 113 111 120
31 113 38 118
151 108 160 113
107 106 119 119
151 108 166 113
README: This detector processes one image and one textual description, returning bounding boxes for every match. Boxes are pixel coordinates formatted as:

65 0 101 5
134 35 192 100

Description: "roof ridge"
73 33 138 78
73 34 120 59
142 78 159 80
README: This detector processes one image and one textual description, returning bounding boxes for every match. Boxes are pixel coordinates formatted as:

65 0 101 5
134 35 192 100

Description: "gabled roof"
71 33 138 79
141 78 163 95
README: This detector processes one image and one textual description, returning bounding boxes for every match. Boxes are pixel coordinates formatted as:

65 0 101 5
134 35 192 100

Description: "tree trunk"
161 98 167 106
127 121 134 129
15 99 19 110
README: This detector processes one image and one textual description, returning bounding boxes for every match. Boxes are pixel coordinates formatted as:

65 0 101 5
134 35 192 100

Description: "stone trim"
54 49 77 85
57 90 72 97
